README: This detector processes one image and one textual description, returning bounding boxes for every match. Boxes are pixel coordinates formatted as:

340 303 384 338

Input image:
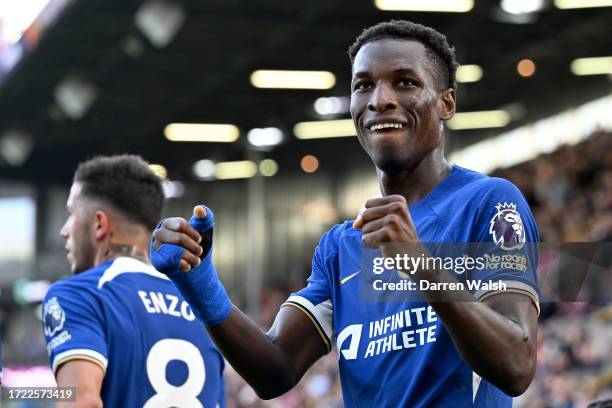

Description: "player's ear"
439 88 456 121
93 210 111 240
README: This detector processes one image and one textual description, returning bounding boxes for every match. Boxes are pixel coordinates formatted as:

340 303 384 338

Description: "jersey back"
43 257 225 408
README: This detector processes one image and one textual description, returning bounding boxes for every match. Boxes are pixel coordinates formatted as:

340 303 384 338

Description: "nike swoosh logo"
339 270 361 286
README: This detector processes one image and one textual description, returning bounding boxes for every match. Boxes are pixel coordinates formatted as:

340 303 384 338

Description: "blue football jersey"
0 326 3 384
42 257 226 408
283 165 540 408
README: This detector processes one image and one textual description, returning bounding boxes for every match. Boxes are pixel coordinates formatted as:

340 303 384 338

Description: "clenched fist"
353 195 425 261
152 206 209 272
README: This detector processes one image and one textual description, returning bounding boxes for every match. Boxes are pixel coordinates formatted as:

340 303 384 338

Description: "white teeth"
369 123 404 131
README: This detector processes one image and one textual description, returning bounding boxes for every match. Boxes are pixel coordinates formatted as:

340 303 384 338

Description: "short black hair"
74 154 164 230
348 20 458 91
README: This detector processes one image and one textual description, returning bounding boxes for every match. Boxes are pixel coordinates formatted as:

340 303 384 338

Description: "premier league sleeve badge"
43 297 66 337
488 202 526 250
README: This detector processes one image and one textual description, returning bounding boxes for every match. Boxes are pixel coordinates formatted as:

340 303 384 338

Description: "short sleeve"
281 225 342 353
42 281 108 374
467 178 541 313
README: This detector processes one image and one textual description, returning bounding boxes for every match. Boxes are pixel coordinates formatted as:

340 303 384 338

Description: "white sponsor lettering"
364 325 437 358
336 324 362 360
338 306 439 361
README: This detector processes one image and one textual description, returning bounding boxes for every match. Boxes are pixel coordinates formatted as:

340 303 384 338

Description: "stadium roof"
1 0 611 182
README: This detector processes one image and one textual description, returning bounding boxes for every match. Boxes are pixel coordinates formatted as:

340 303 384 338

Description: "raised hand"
353 195 422 260
151 206 210 273
149 205 231 327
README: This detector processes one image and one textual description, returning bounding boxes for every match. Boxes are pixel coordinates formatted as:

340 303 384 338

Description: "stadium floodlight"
193 159 216 179
164 123 239 142
554 0 612 8
447 110 511 130
148 164 167 180
250 70 336 90
162 180 185 198
501 0 545 14
247 127 283 148
517 59 537 77
258 159 278 177
215 161 258 180
374 0 474 12
314 96 350 115
456 65 483 83
300 155 320 173
134 0 185 48
293 119 356 139
570 57 612 76
0 129 33 166
54 75 98 120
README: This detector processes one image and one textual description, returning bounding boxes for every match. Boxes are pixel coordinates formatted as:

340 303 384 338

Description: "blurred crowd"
224 350 343 408
2 132 611 407
495 129 612 244
497 130 612 313
516 313 612 408
500 130 612 407
500 129 612 315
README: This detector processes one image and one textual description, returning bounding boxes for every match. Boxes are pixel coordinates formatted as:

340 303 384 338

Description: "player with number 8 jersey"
43 258 225 407
42 155 225 407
